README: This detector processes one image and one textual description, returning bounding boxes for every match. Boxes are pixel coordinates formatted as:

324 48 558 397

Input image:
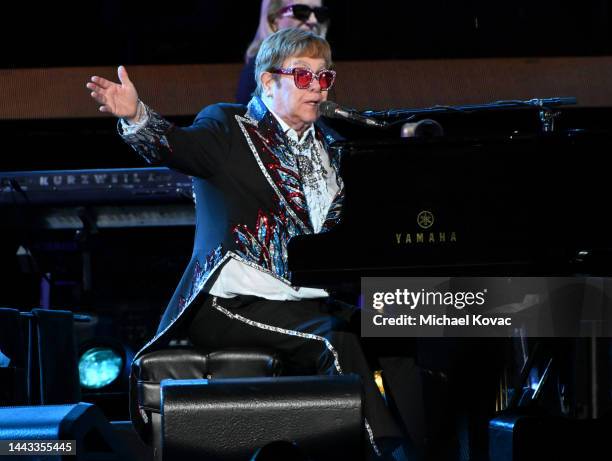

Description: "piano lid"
288 128 612 286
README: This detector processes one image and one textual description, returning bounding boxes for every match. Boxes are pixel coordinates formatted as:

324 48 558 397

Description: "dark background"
1 3 611 430
2 1 612 69
2 0 612 351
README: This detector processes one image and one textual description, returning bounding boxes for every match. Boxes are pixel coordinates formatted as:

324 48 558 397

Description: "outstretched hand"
87 66 140 121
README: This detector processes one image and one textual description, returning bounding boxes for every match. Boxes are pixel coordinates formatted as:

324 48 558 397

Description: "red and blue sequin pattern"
231 98 345 278
232 200 302 281
242 112 312 232
177 245 224 311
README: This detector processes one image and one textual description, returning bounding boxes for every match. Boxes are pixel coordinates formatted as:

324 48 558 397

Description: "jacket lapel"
237 97 313 233
315 120 345 232
236 97 346 234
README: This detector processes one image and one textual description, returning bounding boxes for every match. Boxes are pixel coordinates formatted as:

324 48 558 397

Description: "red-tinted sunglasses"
277 4 330 23
270 67 336 90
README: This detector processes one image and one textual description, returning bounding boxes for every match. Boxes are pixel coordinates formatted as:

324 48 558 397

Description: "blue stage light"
78 347 123 389
0 349 9 367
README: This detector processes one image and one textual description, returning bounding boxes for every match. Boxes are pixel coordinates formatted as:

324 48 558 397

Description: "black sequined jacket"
120 96 344 440
120 96 344 360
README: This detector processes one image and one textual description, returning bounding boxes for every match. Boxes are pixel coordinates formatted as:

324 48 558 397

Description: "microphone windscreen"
318 100 339 118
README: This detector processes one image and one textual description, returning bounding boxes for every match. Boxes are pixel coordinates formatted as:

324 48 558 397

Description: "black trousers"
188 294 404 443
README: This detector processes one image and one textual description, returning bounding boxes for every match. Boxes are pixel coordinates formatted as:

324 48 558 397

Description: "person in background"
236 0 330 104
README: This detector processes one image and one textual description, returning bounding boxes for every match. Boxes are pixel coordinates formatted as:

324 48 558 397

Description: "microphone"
319 101 388 128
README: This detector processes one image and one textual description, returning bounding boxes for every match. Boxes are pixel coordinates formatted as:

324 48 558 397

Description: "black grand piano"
285 99 612 459
288 99 612 287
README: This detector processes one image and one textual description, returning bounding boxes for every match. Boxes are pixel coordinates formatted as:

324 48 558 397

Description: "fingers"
89 89 105 105
117 65 131 86
86 81 106 103
86 68 134 117
87 87 112 115
89 75 114 89
94 98 112 114
86 82 105 95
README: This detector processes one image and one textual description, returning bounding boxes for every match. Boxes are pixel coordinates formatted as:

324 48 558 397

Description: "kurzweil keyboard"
0 167 195 228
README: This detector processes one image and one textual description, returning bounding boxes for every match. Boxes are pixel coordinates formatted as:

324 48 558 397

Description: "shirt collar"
262 99 315 144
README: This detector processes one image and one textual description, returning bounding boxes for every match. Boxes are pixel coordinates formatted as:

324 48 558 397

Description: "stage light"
76 336 133 420
0 350 9 367
78 346 123 389
374 370 386 403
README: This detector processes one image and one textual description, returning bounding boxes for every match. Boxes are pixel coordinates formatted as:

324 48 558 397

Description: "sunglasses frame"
270 67 336 91
277 4 330 23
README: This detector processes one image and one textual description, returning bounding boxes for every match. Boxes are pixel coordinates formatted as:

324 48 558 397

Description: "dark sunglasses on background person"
277 4 330 23
270 67 336 90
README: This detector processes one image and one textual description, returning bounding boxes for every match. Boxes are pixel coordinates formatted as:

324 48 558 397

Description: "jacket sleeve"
118 103 233 178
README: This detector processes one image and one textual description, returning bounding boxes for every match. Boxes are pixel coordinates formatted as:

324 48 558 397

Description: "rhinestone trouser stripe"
211 296 382 457
211 296 342 373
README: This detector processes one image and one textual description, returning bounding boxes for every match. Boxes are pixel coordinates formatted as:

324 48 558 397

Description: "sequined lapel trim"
235 114 311 234
315 125 344 231
321 188 344 232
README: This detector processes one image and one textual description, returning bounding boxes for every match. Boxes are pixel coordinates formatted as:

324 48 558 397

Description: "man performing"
86 28 409 459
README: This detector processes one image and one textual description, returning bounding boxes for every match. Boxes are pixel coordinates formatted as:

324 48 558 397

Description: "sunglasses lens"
291 5 312 21
313 7 330 23
318 71 335 90
293 69 313 88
